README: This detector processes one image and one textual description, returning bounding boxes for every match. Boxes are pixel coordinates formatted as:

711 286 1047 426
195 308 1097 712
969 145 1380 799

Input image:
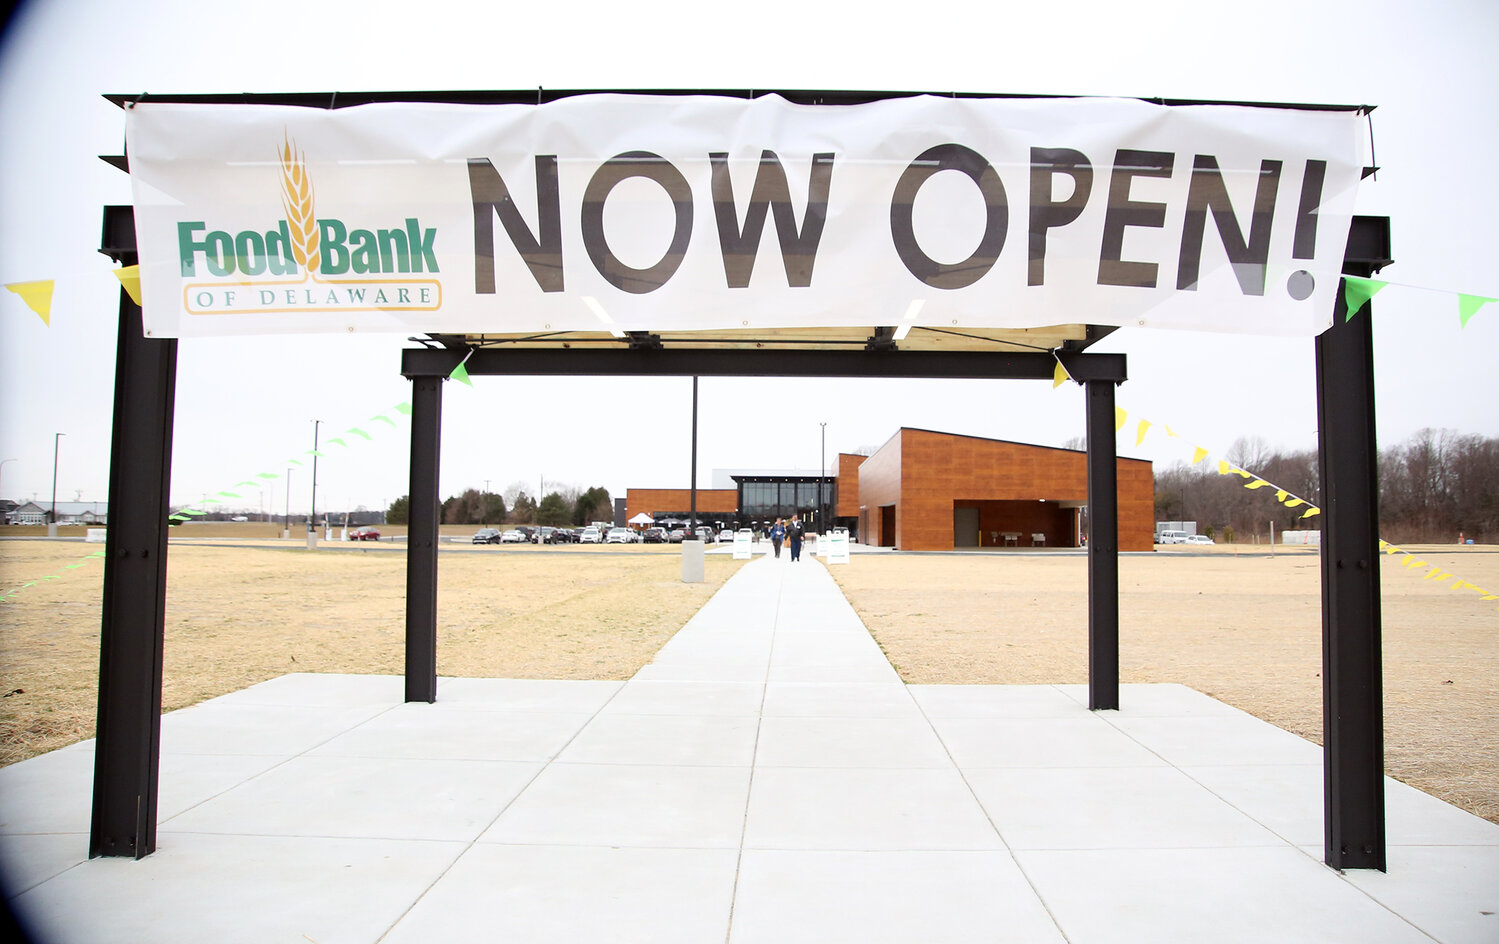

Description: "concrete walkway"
2 553 1495 943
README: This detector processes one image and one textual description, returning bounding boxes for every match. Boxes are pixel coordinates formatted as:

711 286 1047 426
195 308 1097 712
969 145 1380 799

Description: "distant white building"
5 501 108 525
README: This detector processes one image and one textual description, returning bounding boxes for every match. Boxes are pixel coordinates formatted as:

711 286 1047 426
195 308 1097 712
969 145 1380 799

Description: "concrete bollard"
681 538 705 583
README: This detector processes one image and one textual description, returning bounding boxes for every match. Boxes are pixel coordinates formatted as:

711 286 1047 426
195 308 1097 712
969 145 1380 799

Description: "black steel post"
1316 218 1392 871
90 206 177 859
1085 379 1120 711
404 376 442 702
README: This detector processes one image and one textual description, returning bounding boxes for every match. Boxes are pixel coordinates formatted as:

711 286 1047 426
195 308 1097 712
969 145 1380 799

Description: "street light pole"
819 421 827 534
308 420 321 548
49 432 65 536
284 468 293 538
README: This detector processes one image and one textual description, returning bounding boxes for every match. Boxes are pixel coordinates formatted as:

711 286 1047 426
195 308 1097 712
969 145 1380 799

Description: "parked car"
1186 534 1214 545
643 527 667 543
500 529 527 543
350 527 380 541
546 527 574 544
1156 530 1190 544
535 527 557 544
605 527 635 544
579 527 601 544
719 528 735 542
472 528 500 544
695 527 715 542
667 528 686 543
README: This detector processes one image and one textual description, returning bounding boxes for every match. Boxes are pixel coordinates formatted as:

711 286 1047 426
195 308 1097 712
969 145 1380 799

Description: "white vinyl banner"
123 94 1366 339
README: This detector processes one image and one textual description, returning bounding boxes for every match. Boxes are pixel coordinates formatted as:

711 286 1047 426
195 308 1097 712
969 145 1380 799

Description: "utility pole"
49 432 65 537
308 420 321 548
283 468 292 538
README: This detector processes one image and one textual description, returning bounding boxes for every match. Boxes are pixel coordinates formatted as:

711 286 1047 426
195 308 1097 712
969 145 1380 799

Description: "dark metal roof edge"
894 426 1152 463
103 89 1372 113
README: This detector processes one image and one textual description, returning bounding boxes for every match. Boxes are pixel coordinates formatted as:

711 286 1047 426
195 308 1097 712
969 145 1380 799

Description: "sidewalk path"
2 553 1495 942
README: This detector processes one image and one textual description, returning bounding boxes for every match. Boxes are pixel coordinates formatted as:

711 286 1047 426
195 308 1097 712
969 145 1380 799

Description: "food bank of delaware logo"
174 136 442 316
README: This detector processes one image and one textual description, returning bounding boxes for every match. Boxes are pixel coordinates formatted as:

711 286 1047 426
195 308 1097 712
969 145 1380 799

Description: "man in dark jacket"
788 514 805 562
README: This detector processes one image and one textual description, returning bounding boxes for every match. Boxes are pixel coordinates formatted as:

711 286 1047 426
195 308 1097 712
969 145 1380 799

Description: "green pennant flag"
1458 294 1496 329
371 414 396 427
305 449 325 458
217 491 242 499
256 472 278 479
288 458 304 467
395 402 412 415
347 427 372 440
327 437 348 448
1343 277 1387 321
450 360 473 386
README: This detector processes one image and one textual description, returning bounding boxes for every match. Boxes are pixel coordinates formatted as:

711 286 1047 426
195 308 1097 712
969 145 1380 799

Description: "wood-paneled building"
851 428 1154 551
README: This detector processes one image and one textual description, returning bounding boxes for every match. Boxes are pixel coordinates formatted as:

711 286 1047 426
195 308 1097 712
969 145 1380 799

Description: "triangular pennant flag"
1191 446 1209 465
1274 489 1288 502
371 414 396 427
216 491 242 499
1284 498 1305 508
1233 469 1252 479
305 449 325 458
1217 460 1232 475
113 265 143 305
256 472 278 479
288 459 304 467
1458 294 1496 329
327 437 348 448
1114 407 1127 432
1423 570 1450 582
395 402 412 415
1245 479 1270 489
1135 420 1151 446
450 360 473 386
1300 507 1321 518
1401 555 1424 568
1342 276 1387 321
1052 359 1069 389
5 280 54 325
347 427 372 440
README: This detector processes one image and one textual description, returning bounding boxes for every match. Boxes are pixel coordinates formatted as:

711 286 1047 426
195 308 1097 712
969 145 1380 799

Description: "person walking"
788 513 805 562
770 517 786 558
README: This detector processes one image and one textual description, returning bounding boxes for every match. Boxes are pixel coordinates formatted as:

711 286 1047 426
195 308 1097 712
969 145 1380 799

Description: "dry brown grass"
4 534 1496 826
0 538 744 764
829 545 1499 824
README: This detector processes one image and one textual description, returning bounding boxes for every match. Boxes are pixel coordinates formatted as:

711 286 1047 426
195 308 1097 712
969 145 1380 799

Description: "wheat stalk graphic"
279 134 321 280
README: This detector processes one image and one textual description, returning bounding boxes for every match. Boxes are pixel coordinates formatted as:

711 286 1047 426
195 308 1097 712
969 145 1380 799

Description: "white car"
499 529 527 543
1186 534 1214 545
1157 530 1190 544
719 528 734 542
579 527 601 544
605 528 635 544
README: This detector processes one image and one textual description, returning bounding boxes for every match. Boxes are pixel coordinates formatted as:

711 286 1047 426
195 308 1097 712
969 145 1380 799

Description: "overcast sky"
1 0 1494 516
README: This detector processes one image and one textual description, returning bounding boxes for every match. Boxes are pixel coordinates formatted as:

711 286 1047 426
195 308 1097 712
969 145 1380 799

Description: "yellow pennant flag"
1423 570 1450 582
1245 479 1270 490
1052 359 1069 389
1165 425 1179 438
1114 407 1127 432
113 265 143 305
1135 419 1151 445
1401 555 1425 569
1300 507 1321 519
1285 498 1305 508
1218 460 1232 475
1191 446 1209 465
1275 489 1287 502
5 280 54 325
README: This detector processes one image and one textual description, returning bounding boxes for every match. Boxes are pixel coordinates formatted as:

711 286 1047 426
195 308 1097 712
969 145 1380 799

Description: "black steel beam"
1085 379 1120 711
1317 215 1392 871
404 377 442 703
402 347 1127 383
90 206 177 859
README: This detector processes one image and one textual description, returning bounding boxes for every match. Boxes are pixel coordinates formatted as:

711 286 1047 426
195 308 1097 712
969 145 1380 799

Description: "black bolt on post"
90 206 177 859
404 375 442 702
1317 215 1392 871
1085 379 1120 711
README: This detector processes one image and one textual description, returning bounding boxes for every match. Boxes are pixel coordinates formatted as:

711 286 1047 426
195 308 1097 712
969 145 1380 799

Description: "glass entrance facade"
733 475 834 528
